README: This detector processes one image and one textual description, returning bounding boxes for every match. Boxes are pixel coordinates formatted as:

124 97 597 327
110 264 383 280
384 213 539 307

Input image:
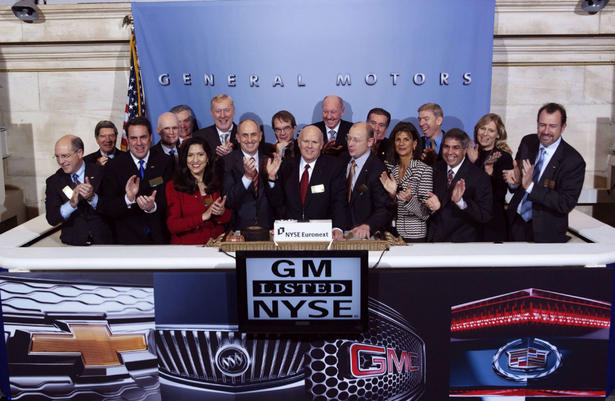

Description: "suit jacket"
428 159 493 242
100 151 173 244
193 124 238 160
165 181 231 244
418 134 444 166
507 134 585 243
83 148 124 165
474 149 513 241
45 162 113 245
373 137 390 162
150 141 178 172
314 120 352 156
344 153 391 234
266 155 349 230
222 148 275 230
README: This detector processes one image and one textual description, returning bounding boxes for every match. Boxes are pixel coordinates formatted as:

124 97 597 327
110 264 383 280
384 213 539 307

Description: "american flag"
121 32 146 151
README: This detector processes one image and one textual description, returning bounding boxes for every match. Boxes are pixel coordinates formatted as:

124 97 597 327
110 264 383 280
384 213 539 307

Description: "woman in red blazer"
166 137 230 244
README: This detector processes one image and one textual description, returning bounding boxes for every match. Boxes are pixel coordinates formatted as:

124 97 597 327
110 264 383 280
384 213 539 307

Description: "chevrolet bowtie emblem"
30 323 147 366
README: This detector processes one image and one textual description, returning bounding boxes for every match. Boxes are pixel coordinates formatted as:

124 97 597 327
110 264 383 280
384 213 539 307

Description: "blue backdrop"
132 0 495 144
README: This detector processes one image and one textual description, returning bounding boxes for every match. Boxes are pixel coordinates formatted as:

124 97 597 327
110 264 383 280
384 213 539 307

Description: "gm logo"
215 344 250 377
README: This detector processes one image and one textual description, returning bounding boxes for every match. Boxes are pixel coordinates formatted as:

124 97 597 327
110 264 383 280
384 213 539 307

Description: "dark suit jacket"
193 124 238 160
222 149 275 230
266 155 349 230
165 181 231 244
83 148 124 165
314 120 352 155
150 141 178 172
418 134 444 166
45 162 113 245
428 159 493 242
373 137 390 162
474 149 513 241
507 134 585 243
100 151 173 244
344 153 391 234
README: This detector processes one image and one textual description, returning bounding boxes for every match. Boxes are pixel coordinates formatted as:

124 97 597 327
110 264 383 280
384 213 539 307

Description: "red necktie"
250 157 258 196
300 164 310 205
447 169 454 187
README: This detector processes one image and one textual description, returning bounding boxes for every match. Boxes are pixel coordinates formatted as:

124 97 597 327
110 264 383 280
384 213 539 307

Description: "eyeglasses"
54 151 76 162
273 126 293 134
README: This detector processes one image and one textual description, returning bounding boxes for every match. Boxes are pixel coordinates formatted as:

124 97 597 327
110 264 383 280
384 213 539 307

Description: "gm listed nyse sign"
246 257 361 320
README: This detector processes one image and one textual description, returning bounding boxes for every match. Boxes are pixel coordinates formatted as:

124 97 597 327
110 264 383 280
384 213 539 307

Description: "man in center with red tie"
424 128 493 242
222 119 274 231
265 125 349 240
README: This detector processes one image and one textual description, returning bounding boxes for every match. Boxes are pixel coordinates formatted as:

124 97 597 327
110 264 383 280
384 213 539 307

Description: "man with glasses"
84 120 124 166
266 110 299 161
45 135 113 245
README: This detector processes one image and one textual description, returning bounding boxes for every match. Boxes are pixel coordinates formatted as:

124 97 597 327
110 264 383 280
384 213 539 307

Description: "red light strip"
451 311 610 332
450 388 605 397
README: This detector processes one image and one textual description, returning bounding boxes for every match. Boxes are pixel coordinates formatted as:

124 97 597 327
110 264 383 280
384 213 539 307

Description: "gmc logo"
349 343 419 378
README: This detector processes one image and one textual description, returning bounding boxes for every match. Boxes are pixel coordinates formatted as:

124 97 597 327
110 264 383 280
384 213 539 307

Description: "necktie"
300 164 310 205
447 169 454 187
139 159 145 179
222 133 230 144
250 157 258 196
71 173 80 185
347 160 356 203
169 149 176 158
519 148 547 222
430 139 435 150
328 129 336 141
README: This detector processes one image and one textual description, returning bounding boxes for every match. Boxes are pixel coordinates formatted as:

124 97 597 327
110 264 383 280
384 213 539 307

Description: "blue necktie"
139 159 145 179
169 149 175 158
519 148 547 222
71 173 80 185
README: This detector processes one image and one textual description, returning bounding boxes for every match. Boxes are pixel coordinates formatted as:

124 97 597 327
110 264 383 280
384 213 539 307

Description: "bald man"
151 112 180 166
313 95 353 157
265 125 349 239
222 119 275 230
45 135 112 245
344 122 391 239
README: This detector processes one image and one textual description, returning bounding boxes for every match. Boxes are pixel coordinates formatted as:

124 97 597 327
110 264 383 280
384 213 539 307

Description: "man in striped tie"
425 129 493 242
505 103 585 242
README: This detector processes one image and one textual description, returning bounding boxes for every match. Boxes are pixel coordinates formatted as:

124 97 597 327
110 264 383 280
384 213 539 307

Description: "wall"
0 0 614 215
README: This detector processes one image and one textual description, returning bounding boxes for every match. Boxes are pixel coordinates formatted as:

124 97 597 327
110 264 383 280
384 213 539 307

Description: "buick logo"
493 338 562 382
215 345 250 377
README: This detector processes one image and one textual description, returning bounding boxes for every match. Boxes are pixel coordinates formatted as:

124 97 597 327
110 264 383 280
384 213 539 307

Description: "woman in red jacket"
166 137 230 244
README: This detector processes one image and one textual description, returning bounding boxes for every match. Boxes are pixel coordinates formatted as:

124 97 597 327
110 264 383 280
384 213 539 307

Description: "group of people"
46 94 585 246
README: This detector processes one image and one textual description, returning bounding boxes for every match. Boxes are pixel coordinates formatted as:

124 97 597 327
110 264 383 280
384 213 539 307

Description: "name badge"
149 176 163 187
311 184 325 194
62 186 73 199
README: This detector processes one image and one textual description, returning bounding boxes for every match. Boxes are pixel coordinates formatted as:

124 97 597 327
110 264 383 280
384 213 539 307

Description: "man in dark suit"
170 104 198 144
151 112 180 165
263 110 299 161
46 135 112 245
313 95 352 156
505 103 585 243
344 122 391 239
83 120 124 166
193 94 238 160
265 125 349 240
425 129 493 242
222 119 274 230
367 107 391 162
417 103 445 166
100 116 173 244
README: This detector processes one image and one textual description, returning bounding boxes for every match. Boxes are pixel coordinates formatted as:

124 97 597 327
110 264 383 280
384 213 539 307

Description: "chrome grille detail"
155 328 308 389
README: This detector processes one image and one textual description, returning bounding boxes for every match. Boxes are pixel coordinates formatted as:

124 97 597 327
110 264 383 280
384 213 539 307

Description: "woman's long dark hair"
173 137 220 194
385 121 421 164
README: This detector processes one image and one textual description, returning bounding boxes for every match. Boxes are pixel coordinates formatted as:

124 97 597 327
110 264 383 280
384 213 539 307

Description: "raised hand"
424 191 441 212
125 175 140 202
466 143 479 163
136 190 156 212
266 153 282 181
243 156 257 180
379 171 397 197
451 178 466 203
